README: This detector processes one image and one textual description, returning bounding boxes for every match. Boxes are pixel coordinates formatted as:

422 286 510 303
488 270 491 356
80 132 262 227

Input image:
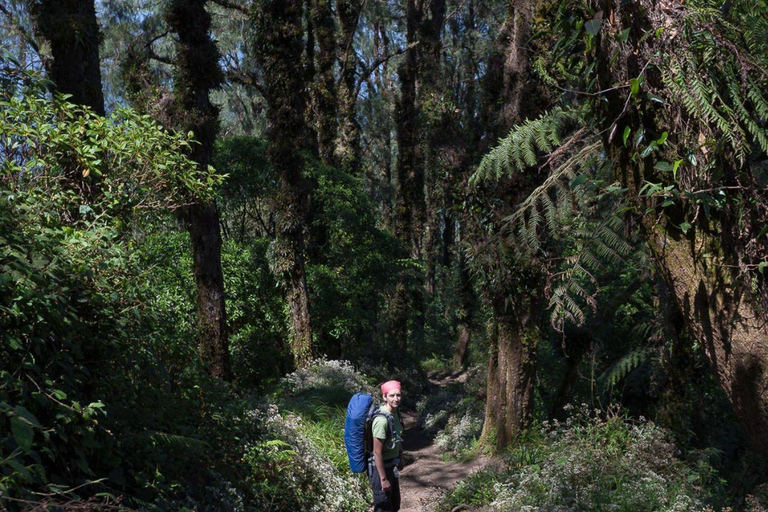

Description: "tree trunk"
474 0 551 450
390 0 423 352
394 0 423 260
452 323 471 371
187 203 230 379
309 0 337 165
645 220 768 459
452 250 475 371
418 0 448 300
549 329 590 420
481 296 539 449
500 0 542 126
254 0 315 368
593 0 768 461
28 0 105 116
336 0 363 173
166 0 231 380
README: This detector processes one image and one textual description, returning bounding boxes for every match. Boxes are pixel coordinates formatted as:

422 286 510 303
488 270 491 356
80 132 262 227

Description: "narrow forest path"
397 374 488 512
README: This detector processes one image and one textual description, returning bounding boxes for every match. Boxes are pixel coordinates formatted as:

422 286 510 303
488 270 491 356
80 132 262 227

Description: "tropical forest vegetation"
1 0 768 510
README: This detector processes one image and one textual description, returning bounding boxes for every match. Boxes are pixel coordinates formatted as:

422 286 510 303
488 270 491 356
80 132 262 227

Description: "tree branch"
354 42 419 98
0 3 43 58
224 70 264 95
209 0 250 15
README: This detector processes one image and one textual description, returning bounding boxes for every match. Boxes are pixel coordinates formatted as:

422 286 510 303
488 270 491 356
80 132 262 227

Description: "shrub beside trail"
439 405 730 512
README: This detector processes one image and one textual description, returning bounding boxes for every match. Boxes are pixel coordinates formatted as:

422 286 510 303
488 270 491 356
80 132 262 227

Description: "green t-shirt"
372 406 403 461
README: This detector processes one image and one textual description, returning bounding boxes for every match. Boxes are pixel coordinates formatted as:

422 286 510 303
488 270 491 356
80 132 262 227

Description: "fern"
471 107 583 185
599 348 649 392
145 431 212 455
658 1 768 165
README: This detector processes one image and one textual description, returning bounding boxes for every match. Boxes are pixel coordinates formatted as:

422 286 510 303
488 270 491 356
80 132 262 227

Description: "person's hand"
381 477 391 492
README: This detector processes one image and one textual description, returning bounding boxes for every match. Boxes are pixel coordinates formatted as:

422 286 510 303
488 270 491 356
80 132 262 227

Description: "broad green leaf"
585 19 602 35
11 416 34 451
15 405 40 426
617 28 631 42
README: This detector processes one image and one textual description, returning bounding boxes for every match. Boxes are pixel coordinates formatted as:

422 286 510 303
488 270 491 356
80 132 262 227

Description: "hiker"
369 380 404 512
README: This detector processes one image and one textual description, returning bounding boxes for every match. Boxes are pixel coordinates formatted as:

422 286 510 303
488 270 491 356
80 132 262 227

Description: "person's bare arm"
373 437 391 492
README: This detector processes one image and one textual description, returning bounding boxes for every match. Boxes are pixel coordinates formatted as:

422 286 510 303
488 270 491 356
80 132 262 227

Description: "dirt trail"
397 374 488 512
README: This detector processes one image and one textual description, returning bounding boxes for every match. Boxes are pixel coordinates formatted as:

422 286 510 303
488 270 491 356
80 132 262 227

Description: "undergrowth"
268 359 381 512
438 405 734 512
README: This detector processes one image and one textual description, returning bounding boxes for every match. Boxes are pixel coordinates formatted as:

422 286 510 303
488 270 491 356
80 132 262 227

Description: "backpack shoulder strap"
370 410 394 440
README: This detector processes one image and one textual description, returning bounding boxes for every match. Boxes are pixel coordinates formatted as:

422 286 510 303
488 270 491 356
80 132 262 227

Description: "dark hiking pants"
368 463 400 512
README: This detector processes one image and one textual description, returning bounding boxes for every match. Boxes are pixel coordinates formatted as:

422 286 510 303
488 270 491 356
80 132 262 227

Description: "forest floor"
398 373 489 512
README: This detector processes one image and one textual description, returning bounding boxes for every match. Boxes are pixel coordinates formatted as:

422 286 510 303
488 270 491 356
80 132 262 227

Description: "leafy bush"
439 406 727 512
417 370 485 458
266 359 379 511
280 359 376 397
213 138 402 363
246 405 369 512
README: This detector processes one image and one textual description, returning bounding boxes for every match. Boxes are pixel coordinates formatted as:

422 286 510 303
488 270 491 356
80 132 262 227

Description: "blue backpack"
344 393 397 473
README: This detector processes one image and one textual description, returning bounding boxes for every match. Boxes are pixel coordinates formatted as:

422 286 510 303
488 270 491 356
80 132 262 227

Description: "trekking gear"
344 393 399 473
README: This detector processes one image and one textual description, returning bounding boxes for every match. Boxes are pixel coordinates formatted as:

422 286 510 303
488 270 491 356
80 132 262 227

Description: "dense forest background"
2 0 768 510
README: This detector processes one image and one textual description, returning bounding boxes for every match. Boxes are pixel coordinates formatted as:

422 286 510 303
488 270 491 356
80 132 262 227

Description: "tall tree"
310 0 338 165
592 0 768 459
254 0 315 368
417 0 448 298
165 0 231 379
471 0 552 449
27 0 105 115
474 0 768 460
336 0 363 173
389 0 423 352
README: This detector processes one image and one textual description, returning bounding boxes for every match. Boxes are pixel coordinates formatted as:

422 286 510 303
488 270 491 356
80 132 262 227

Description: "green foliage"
214 137 402 361
438 407 728 512
471 107 583 185
264 359 379 511
0 53 298 511
471 112 633 330
658 1 768 164
305 159 402 357
599 348 649 393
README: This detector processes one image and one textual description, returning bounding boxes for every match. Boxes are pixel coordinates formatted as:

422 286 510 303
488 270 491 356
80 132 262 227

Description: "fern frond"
471 107 583 185
599 348 648 391
145 431 211 454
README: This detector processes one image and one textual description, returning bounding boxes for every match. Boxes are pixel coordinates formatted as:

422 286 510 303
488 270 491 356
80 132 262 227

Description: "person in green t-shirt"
369 380 404 512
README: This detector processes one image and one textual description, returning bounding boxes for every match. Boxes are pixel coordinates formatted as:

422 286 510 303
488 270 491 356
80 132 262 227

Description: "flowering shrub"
418 379 485 458
262 360 379 511
440 406 726 512
435 412 484 457
250 406 369 512
281 359 376 396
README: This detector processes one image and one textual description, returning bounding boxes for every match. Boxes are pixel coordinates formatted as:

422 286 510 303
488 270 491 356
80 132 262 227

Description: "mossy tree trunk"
310 0 338 166
417 0 448 299
254 0 315 368
644 220 768 459
27 0 105 200
594 0 768 460
452 251 475 371
28 0 105 116
165 0 231 380
474 0 552 449
391 0 422 353
481 291 540 449
336 0 363 174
